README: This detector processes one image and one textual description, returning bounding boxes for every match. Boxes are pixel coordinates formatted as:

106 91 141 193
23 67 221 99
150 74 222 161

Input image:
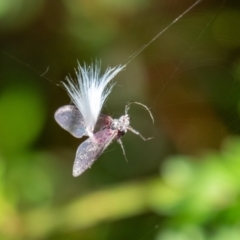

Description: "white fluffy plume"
62 61 125 135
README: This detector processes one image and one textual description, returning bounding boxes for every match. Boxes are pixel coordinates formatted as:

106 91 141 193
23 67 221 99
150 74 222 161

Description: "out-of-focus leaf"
0 0 44 31
3 151 56 209
213 10 240 49
0 83 46 155
212 225 240 240
156 225 205 240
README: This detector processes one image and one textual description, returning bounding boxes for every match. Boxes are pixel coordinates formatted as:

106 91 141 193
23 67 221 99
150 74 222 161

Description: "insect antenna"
125 101 154 141
125 101 154 124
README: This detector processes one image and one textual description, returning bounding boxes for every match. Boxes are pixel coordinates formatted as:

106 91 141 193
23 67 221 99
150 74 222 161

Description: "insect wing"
73 128 117 177
95 114 113 131
54 105 87 138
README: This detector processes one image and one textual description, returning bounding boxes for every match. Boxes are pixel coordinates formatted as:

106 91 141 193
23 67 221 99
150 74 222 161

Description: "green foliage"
0 83 45 155
1 0 240 240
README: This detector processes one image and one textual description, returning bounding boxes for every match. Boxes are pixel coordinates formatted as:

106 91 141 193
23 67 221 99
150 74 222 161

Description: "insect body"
55 100 153 177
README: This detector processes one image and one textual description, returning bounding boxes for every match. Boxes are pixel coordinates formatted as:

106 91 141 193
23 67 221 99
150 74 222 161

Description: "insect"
54 62 154 176
54 0 202 176
55 100 154 177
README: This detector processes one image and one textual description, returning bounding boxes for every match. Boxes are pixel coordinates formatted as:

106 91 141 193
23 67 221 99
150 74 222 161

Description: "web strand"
124 0 202 66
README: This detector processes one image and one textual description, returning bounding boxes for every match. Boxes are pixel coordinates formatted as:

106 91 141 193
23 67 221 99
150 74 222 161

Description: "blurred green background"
1 0 240 239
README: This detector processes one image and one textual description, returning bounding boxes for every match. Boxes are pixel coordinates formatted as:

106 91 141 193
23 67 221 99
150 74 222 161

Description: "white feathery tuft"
62 61 125 135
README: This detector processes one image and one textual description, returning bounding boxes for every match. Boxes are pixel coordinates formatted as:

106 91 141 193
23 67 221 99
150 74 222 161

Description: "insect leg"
116 138 128 162
127 126 153 141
